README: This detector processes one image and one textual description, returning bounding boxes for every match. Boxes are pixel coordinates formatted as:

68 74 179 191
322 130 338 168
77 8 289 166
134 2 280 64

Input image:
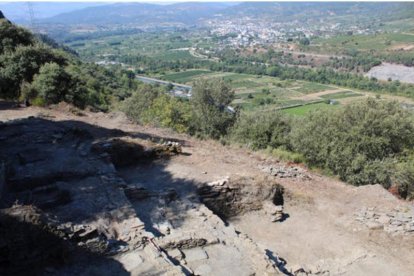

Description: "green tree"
145 94 191 133
299 37 310 46
29 62 72 105
231 111 291 150
0 45 66 99
290 98 414 186
190 79 236 138
0 17 34 53
122 84 160 123
394 159 414 200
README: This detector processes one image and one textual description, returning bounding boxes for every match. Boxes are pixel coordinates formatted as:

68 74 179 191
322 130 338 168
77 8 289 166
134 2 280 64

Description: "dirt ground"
365 63 414 84
1 102 414 275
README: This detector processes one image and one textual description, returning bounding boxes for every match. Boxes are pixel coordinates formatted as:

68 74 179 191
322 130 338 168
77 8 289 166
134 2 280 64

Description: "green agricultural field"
160 70 342 112
282 102 338 116
162 70 213 83
291 82 336 94
152 50 198 62
320 91 362 100
383 18 414 33
311 33 414 55
67 31 206 64
158 70 371 113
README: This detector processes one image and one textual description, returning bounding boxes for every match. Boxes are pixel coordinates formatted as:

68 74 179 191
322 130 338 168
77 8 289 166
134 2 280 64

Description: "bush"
144 95 191 133
0 18 134 110
0 18 34 53
22 62 91 108
394 159 414 200
190 79 237 139
231 111 291 150
290 98 414 186
269 147 305 164
0 45 67 99
122 84 160 123
28 62 73 105
122 85 191 133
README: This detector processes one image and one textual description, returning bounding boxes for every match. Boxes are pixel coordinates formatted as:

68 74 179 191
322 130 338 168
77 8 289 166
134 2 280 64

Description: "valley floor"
1 102 413 275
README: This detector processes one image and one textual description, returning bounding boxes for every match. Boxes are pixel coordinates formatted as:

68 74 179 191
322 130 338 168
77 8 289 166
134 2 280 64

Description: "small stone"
377 216 390 225
274 205 283 212
168 248 184 260
367 221 383 230
391 220 403 226
355 217 365 222
365 211 375 219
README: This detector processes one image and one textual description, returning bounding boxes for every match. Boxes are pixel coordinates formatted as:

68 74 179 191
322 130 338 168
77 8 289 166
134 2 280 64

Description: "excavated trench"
0 117 288 275
197 175 285 221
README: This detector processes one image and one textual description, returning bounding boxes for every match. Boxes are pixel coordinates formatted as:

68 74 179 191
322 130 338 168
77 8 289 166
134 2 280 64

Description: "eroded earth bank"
1 103 413 276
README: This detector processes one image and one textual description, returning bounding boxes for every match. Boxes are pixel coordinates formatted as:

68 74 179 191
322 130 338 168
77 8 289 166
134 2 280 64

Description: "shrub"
144 94 191 133
269 147 305 164
122 84 160 123
290 98 414 187
190 79 237 139
394 159 414 200
122 85 191 133
29 62 72 105
24 62 90 108
230 111 291 150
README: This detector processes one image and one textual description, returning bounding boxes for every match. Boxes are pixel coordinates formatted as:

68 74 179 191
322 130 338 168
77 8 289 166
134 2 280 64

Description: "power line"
26 2 37 33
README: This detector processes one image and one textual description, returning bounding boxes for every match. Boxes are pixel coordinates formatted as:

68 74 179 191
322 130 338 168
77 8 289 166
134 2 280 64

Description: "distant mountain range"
0 2 106 22
2 2 414 27
40 2 235 26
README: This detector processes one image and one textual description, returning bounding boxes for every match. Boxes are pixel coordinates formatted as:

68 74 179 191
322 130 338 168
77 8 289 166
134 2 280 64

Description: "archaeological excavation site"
0 104 414 276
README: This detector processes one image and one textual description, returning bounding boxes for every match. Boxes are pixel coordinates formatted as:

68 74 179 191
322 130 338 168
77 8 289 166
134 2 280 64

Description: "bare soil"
365 63 414 84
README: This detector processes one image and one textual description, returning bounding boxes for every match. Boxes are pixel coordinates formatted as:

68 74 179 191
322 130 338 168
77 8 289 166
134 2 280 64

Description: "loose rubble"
260 164 310 179
355 206 414 235
159 140 183 155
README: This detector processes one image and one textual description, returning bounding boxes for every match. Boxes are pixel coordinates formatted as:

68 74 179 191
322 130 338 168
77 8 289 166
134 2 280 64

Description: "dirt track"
1 102 414 275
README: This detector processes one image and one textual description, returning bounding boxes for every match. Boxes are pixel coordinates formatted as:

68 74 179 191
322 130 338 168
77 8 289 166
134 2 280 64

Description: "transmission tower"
26 2 37 33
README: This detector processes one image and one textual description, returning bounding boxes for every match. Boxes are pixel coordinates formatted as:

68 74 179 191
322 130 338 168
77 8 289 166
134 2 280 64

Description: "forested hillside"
0 13 138 110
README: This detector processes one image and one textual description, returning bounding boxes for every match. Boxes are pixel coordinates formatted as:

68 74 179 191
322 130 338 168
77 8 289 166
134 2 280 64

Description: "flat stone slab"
116 251 143 271
194 264 212 275
183 248 209 262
